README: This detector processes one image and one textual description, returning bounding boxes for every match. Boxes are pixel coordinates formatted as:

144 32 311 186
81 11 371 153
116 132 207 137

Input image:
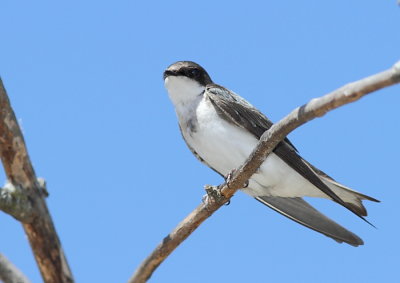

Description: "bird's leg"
202 168 251 208
225 169 249 188
224 169 235 189
202 170 236 206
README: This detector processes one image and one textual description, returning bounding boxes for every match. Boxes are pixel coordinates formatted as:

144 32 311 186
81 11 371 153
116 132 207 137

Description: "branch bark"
0 253 31 283
0 79 74 283
129 61 400 283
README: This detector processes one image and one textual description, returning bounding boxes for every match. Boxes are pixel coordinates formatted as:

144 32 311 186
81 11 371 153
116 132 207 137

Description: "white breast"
180 96 327 199
182 96 256 175
166 76 327 199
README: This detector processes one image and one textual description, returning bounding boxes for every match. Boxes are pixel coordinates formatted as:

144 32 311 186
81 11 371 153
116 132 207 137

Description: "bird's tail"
303 159 380 217
320 176 380 216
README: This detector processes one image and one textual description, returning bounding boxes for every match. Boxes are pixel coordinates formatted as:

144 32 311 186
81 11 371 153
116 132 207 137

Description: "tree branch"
129 61 400 283
0 253 31 283
0 78 74 283
0 179 47 222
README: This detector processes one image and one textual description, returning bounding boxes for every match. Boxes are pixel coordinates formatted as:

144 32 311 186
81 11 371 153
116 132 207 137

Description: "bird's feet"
225 170 235 189
202 168 251 209
224 169 249 188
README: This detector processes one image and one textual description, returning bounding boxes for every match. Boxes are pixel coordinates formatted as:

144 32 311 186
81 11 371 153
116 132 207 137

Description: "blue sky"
1 1 399 282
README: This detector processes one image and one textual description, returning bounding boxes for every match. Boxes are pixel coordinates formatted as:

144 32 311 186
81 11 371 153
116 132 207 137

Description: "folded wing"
256 196 364 246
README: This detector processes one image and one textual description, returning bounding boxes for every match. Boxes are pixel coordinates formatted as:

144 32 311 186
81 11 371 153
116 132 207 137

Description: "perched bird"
163 61 378 246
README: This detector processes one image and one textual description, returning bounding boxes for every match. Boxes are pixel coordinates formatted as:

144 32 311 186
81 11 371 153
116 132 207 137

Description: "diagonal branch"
0 253 32 283
128 61 400 283
0 79 74 283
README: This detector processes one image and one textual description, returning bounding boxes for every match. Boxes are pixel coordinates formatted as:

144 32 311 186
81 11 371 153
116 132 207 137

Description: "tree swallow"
163 61 378 246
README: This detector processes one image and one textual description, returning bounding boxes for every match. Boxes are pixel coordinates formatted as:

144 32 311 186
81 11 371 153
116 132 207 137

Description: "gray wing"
205 84 368 221
205 83 298 151
256 196 363 246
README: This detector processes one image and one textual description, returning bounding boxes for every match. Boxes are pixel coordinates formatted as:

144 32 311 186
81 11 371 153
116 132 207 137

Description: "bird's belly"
181 100 323 198
248 155 325 198
184 109 257 176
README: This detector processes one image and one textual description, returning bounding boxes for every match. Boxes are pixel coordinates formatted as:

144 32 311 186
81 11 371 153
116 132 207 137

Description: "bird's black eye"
188 68 200 78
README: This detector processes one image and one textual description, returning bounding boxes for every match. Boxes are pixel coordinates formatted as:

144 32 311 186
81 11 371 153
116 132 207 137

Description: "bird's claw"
225 169 249 189
225 169 236 189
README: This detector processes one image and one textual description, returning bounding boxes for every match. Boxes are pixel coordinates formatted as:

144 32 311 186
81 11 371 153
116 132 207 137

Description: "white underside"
182 95 330 198
165 76 361 203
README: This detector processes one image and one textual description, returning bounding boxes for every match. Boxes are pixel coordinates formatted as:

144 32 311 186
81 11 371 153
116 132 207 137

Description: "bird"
163 60 379 246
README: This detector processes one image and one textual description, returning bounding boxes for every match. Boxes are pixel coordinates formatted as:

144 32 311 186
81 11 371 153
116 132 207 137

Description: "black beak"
163 69 177 80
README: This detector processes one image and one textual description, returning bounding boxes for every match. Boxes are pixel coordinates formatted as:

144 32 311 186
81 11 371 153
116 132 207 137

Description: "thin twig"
129 61 400 283
0 79 74 283
0 253 31 283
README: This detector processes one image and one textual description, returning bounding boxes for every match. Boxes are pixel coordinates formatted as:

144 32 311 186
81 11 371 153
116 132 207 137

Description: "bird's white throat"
164 76 205 107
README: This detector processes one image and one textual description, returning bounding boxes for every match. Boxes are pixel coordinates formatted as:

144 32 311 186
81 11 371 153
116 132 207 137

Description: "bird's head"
163 61 213 105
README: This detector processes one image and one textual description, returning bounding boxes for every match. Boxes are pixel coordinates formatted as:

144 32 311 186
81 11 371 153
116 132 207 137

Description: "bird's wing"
204 84 297 150
256 196 363 246
205 84 369 221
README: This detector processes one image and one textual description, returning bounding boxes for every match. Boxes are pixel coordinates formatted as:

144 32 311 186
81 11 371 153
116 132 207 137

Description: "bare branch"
0 253 31 283
129 61 400 283
0 78 74 283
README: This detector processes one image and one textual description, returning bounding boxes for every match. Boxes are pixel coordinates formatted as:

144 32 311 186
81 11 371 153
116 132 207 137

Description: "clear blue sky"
1 1 399 283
